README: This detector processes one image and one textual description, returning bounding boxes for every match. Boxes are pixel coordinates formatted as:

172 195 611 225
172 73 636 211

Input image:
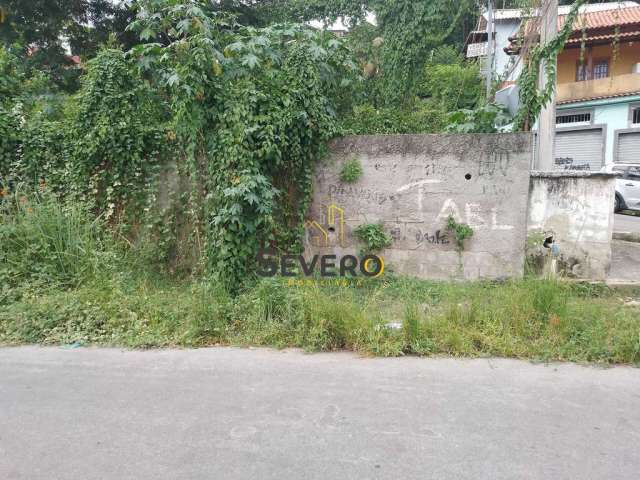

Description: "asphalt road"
1 347 639 479
615 212 640 233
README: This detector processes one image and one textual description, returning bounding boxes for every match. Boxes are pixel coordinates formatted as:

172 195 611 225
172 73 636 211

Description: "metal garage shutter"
616 131 640 164
554 129 604 171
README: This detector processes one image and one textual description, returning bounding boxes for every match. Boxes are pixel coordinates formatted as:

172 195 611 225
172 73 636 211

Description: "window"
556 112 591 125
628 167 640 179
576 63 588 81
633 107 640 126
575 59 610 81
593 60 609 79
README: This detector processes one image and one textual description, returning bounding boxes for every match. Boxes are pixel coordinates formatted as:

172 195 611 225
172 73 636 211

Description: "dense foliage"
1 1 361 290
128 0 357 288
373 0 476 104
0 0 512 291
340 103 446 134
3 46 168 224
0 48 22 179
420 46 483 112
0 0 137 90
1 0 583 293
67 49 168 220
446 103 512 134
2 0 638 362
514 0 586 130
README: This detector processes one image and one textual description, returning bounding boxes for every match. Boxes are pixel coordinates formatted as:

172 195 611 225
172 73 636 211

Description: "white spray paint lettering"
436 199 513 230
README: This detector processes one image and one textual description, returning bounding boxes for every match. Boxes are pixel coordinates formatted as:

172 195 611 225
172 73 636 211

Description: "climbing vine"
2 45 169 231
514 0 587 131
67 48 169 225
373 0 475 104
129 0 355 289
0 47 24 180
612 5 621 74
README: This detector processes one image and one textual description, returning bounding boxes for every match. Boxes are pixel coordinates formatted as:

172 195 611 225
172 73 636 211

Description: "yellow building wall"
557 42 640 85
558 48 581 84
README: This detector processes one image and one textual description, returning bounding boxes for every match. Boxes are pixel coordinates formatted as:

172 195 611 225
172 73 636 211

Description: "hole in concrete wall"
465 173 472 180
328 227 336 232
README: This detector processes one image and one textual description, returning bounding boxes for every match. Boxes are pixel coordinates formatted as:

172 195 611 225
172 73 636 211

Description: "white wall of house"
493 19 521 80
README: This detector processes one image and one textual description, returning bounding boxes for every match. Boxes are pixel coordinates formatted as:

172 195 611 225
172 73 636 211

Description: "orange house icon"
305 204 346 248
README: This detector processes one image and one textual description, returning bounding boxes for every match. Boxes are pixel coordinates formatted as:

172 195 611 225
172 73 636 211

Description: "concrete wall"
527 171 616 279
305 133 533 280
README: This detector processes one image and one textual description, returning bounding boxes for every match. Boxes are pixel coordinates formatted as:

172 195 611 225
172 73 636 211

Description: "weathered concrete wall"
305 133 533 280
527 172 616 280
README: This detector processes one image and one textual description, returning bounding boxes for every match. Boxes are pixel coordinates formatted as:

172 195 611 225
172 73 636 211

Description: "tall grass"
2 275 638 364
0 192 639 364
0 189 114 288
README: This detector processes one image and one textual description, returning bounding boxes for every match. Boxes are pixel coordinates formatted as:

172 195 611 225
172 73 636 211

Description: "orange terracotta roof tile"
565 29 640 44
557 89 640 105
559 5 640 30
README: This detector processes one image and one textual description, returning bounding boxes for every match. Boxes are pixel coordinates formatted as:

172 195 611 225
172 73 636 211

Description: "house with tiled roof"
552 4 640 168
470 1 640 169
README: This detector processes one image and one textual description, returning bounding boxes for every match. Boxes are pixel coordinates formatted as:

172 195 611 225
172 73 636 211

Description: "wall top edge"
530 170 620 178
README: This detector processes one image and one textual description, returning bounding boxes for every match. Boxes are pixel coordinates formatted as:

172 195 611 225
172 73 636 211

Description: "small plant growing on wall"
339 157 363 183
446 215 473 251
353 223 392 253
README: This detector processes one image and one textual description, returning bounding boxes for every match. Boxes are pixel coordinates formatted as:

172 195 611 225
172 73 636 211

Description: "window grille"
556 112 591 125
593 60 609 79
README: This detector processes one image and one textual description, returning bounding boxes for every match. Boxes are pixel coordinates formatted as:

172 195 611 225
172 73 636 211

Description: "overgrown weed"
1 194 639 364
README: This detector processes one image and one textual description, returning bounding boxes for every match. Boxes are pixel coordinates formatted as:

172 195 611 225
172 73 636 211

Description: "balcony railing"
557 73 640 103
